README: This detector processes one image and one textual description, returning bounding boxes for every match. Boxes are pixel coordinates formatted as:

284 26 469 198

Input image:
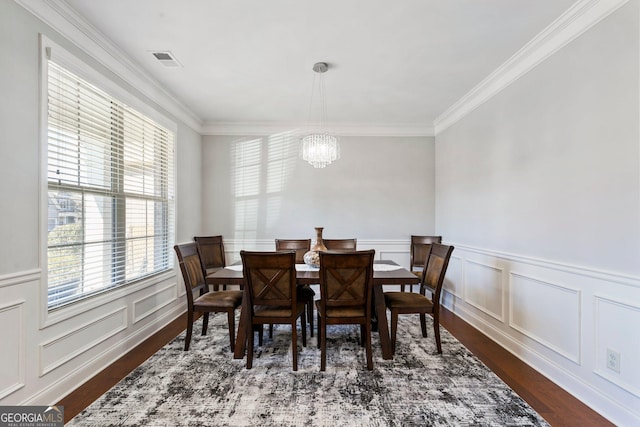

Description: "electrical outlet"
606 348 621 373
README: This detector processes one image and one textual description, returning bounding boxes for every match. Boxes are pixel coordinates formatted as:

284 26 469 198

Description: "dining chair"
194 235 227 290
404 235 442 292
316 249 375 371
174 243 243 351
275 239 315 337
323 238 357 251
240 250 307 371
383 243 454 354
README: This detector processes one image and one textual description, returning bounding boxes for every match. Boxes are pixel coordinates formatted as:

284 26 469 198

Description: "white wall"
0 0 202 406
202 134 436 248
435 1 640 425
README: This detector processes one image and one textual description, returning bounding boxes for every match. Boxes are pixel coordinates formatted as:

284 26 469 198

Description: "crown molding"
433 0 630 135
15 0 203 133
201 121 435 137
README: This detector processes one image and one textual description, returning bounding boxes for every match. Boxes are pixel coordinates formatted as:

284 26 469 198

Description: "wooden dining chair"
194 235 227 290
404 235 442 292
275 239 315 337
323 238 357 251
316 249 375 371
383 243 454 354
174 243 243 351
240 250 307 371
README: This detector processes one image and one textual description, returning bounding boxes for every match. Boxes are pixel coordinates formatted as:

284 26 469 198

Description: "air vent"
150 51 182 68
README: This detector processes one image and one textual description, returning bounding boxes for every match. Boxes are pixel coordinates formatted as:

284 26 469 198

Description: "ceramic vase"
303 227 327 267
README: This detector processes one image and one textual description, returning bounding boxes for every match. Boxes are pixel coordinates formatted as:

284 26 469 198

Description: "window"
45 55 175 310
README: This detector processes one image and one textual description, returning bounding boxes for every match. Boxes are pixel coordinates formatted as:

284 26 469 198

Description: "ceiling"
62 0 576 133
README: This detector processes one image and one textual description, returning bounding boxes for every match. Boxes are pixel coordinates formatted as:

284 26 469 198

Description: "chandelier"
300 62 340 168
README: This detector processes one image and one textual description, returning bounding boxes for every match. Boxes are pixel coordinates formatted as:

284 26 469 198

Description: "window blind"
46 60 175 309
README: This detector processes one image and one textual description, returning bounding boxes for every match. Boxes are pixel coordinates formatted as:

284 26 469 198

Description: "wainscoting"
0 267 185 407
440 243 640 426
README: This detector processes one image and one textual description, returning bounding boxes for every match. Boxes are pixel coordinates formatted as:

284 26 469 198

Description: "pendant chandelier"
300 62 340 168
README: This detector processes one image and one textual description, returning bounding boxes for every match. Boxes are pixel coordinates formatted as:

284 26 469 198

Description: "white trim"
508 271 582 364
201 121 435 137
433 0 630 134
592 295 640 398
444 299 637 426
463 259 504 322
0 300 26 399
448 242 640 289
39 307 128 376
132 283 178 324
24 304 185 406
16 0 201 132
41 270 176 329
0 269 41 289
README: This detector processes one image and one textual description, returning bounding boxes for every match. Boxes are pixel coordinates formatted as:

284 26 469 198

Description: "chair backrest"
420 243 454 307
410 235 442 272
275 239 311 263
318 250 375 312
194 235 226 274
240 251 297 311
323 238 357 251
174 243 206 306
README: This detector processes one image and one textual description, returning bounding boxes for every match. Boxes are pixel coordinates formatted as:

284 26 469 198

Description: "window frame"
39 35 177 323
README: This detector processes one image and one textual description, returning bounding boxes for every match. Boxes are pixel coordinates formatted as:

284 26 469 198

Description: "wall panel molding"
0 269 41 289
593 295 640 398
447 243 640 288
42 270 176 329
443 244 640 425
40 307 127 376
132 283 178 324
26 304 185 406
509 272 581 363
464 259 504 321
0 300 25 399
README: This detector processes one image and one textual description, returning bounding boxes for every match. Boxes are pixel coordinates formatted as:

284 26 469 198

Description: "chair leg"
202 312 209 335
269 324 273 338
308 297 314 337
420 313 428 337
433 313 442 354
227 310 235 352
364 322 373 370
390 310 398 354
359 324 366 347
258 325 264 346
301 313 307 347
291 321 298 371
246 322 254 369
400 284 405 292
317 311 321 349
185 311 194 351
320 316 327 371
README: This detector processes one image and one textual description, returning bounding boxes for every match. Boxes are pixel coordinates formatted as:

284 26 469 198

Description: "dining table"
206 260 420 360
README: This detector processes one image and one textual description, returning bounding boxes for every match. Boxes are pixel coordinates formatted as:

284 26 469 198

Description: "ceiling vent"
151 51 182 68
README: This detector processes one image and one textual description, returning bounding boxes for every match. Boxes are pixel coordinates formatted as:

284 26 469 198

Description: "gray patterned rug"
68 314 549 426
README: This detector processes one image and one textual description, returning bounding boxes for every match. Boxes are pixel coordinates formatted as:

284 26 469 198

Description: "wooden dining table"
206 260 419 360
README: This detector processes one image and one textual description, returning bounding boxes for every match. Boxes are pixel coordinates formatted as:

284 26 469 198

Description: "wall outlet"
606 348 621 373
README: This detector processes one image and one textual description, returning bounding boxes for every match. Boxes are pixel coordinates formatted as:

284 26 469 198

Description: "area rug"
68 314 549 426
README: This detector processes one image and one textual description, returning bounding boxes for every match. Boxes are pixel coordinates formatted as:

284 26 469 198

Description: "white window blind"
46 60 175 310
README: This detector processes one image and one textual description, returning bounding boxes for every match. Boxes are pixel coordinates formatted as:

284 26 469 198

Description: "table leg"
373 284 393 360
233 291 250 359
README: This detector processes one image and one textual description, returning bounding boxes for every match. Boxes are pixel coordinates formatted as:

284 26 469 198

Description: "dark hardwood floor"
58 309 613 426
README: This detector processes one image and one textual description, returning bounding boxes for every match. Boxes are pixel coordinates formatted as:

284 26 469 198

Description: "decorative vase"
303 227 327 267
